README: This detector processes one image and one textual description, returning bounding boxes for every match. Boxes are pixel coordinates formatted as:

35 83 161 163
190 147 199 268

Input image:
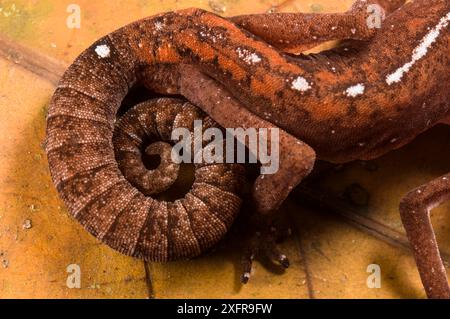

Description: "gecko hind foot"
240 222 291 284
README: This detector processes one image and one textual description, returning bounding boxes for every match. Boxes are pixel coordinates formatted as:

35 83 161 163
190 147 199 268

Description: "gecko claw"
279 255 290 268
239 218 291 284
241 272 251 284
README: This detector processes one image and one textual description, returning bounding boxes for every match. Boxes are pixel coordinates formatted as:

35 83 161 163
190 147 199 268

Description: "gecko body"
45 0 450 298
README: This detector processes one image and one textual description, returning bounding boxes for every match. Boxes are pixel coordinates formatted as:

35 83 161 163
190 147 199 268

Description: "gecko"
45 0 450 298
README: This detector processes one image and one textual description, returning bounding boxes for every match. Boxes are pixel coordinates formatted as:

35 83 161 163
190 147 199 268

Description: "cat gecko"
45 0 450 298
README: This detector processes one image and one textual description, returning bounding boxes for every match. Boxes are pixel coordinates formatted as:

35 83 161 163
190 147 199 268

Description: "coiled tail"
45 19 244 261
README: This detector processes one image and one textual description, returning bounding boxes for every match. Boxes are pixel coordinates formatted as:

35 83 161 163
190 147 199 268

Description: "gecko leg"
179 65 316 214
241 221 290 283
240 212 292 283
399 173 450 299
179 65 316 282
230 0 404 54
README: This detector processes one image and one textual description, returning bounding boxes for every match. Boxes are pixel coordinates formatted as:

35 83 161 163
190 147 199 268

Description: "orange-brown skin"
46 0 450 298
132 0 449 164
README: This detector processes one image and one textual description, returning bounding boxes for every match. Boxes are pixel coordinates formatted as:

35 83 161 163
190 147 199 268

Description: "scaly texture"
45 0 450 298
46 94 244 261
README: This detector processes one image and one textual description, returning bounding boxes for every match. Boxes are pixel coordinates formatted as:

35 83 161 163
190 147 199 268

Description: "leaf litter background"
0 0 449 299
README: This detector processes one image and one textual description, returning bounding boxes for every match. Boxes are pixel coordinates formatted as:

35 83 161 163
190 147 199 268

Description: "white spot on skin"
23 219 32 229
386 12 450 85
236 47 261 64
345 83 365 97
291 76 311 92
154 21 164 31
263 111 272 119
247 53 261 64
95 44 110 58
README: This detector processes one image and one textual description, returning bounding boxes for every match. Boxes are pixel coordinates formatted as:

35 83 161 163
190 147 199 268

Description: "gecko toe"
279 255 290 268
241 272 251 284
239 219 291 283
